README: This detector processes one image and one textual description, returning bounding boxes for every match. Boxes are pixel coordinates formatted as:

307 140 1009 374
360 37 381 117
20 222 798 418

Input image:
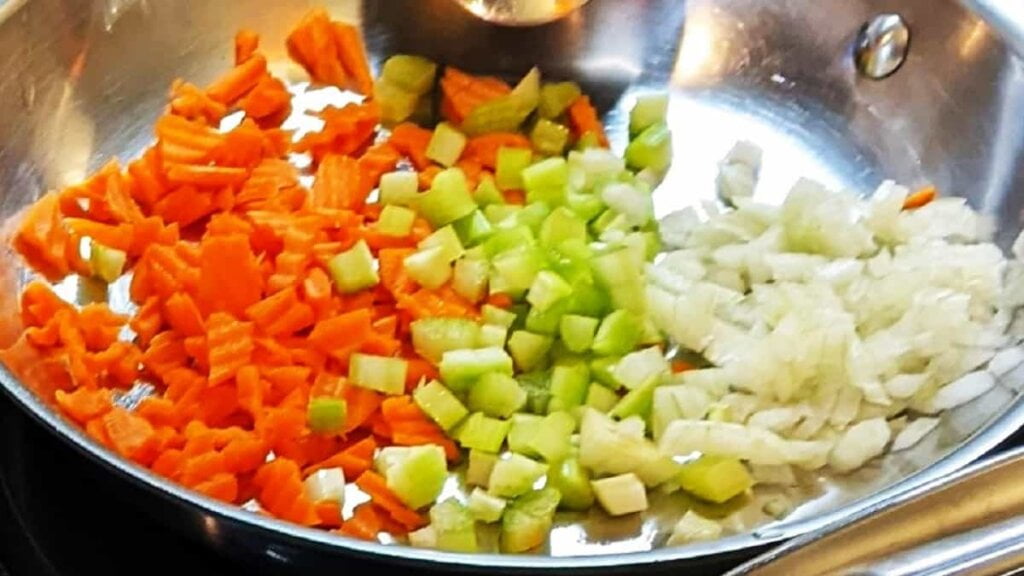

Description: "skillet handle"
960 0 1024 57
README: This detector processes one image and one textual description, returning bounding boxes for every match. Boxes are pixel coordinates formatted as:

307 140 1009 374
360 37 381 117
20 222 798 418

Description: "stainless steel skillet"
1 0 1023 572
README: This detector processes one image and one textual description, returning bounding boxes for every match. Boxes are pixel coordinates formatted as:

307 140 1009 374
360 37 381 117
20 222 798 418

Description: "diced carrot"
254 457 320 526
166 165 249 189
316 500 344 528
241 75 292 121
222 436 270 474
206 313 255 387
338 502 382 541
198 234 263 318
310 154 366 211
388 123 434 171
440 67 511 125
308 308 373 359
54 388 113 424
152 449 186 479
206 53 268 105
102 407 158 463
342 386 383 434
354 471 426 530
462 133 532 169
234 29 260 65
903 185 937 210
194 472 239 503
286 8 349 88
164 292 206 337
502 189 526 205
567 95 609 147
331 22 373 96
12 192 71 281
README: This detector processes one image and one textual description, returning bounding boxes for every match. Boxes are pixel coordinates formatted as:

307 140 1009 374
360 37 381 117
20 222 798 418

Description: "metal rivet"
854 14 911 79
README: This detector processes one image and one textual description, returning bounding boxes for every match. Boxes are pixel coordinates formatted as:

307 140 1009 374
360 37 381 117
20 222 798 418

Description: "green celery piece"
478 324 509 348
485 204 523 225
418 225 465 263
495 147 533 191
440 347 514 392
466 449 499 487
566 192 606 223
500 487 561 553
526 270 573 312
462 67 541 136
386 445 448 510
559 314 599 353
379 171 419 206
417 168 477 227
539 207 588 247
625 121 673 173
307 396 347 435
90 243 127 283
491 247 546 297
592 310 642 356
473 176 506 206
524 300 568 336
567 282 611 318
526 411 575 462
575 131 601 150
408 526 437 549
592 248 646 315
549 361 590 412
430 498 478 553
381 55 437 95
530 119 570 156
468 373 527 418
452 210 493 247
586 382 620 412
508 201 552 232
547 458 594 511
411 318 481 364
375 204 416 237
591 473 648 516
522 157 569 206
452 257 490 303
413 380 469 431
590 356 623 388
457 412 512 453
375 446 414 475
349 354 408 395
568 148 625 188
608 376 659 421
518 371 553 414
375 78 420 125
488 454 548 498
483 226 535 257
468 487 507 523
327 239 379 294
507 413 543 457
404 246 452 289
482 304 518 328
629 92 670 136
678 456 754 504
508 330 554 372
426 122 468 167
590 209 624 236
538 81 582 119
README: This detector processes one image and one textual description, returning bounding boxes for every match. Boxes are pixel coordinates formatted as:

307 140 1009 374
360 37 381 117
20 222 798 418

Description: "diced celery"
430 498 478 553
452 210 493 246
589 356 622 388
375 446 413 475
440 347 514 392
462 67 541 136
411 318 481 363
592 310 642 356
418 225 465 263
608 376 659 421
307 397 347 435
559 314 599 353
518 371 553 414
404 246 452 289
566 192 606 223
530 119 570 156
567 283 611 318
625 122 673 173
500 487 561 553
304 468 346 505
482 304 518 328
488 454 548 498
549 361 590 412
379 171 420 206
426 122 468 167
452 257 490 303
495 147 533 191
468 487 507 523
375 78 420 125
592 248 646 314
526 411 576 462
90 243 126 283
468 373 527 418
677 456 754 504
509 201 552 232
524 301 567 336
457 412 512 453
473 176 505 206
413 380 469 431
539 81 582 119
327 239 379 294
526 270 572 312
466 449 499 487
539 207 588 247
508 331 554 372
586 382 620 412
522 157 569 206
590 209 625 237
381 55 437 95
601 182 654 227
417 168 477 227
386 445 448 509
408 525 437 549
485 204 523 225
376 204 416 237
478 324 508 348
491 248 546 297
547 458 594 511
568 148 625 189
629 92 669 136
592 473 649 516
483 226 535 257
350 354 408 395
507 413 543 457
614 347 669 391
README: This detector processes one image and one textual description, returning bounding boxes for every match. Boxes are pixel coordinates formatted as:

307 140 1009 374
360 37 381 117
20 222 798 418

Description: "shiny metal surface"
0 0 1023 571
451 0 591 26
727 445 1024 576
854 14 911 79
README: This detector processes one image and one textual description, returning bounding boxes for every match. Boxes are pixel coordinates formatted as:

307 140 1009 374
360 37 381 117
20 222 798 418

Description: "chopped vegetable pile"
2 6 1022 556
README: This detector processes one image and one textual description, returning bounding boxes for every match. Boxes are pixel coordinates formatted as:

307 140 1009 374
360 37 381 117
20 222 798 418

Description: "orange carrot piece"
338 503 383 540
206 313 255 387
671 359 696 373
331 22 373 95
241 75 292 121
315 500 344 528
502 189 526 205
152 449 186 479
194 472 239 503
12 192 71 281
198 234 263 318
308 308 373 358
388 123 434 171
206 53 268 105
354 471 426 530
236 365 264 420
54 388 114 424
903 185 937 210
222 436 270 474
310 154 366 210
254 457 320 526
462 133 532 169
342 386 383 434
286 8 348 88
440 67 511 125
235 29 260 65
567 95 609 147
165 164 249 189
102 407 158 463
164 292 206 337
